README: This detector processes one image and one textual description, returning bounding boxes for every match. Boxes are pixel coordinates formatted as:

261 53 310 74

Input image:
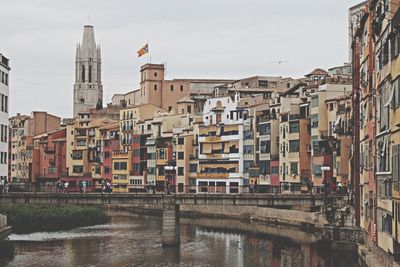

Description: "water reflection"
3 213 359 267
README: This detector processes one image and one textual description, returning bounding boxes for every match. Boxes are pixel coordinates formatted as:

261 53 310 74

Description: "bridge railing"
4 183 351 196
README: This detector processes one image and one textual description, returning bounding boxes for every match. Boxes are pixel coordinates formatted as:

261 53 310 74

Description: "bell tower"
73 25 103 117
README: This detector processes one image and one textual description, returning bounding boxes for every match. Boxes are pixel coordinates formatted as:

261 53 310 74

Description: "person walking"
64 181 69 194
249 181 255 193
3 179 8 193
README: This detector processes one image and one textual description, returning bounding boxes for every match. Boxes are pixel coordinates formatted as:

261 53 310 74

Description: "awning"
213 143 223 150
203 144 212 154
224 144 230 153
145 139 156 146
384 87 394 108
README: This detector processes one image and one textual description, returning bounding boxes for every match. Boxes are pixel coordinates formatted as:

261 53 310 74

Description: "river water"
2 212 360 267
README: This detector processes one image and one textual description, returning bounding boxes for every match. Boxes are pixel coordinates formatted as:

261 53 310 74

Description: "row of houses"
351 0 400 259
8 62 353 197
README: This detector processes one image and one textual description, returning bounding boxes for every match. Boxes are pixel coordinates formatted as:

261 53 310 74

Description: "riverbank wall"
109 204 362 244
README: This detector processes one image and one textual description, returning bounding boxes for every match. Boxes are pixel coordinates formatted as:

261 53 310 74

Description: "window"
104 151 110 159
154 72 157 77
259 161 270 175
154 84 157 91
73 165 83 173
271 166 279 174
187 105 192 114
170 85 174 91
393 78 400 109
81 65 85 81
95 166 101 174
310 114 319 128
178 167 184 175
178 138 184 145
168 106 172 112
72 151 83 160
377 135 389 173
178 152 184 160
329 103 334 111
311 95 319 107
190 164 197 172
104 166 110 174
159 149 165 159
313 164 322 177
180 85 183 91
259 124 271 135
158 167 165 176
114 162 127 170
77 139 86 146
289 140 300 152
260 141 271 154
377 177 392 198
258 80 269 88
147 124 151 130
289 121 299 133
290 162 298 175
393 145 400 184
88 65 92 83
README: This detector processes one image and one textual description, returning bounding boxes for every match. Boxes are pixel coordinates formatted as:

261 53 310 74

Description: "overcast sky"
1 0 362 119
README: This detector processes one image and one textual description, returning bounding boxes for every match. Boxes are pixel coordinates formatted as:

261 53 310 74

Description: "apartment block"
9 112 61 182
0 53 9 181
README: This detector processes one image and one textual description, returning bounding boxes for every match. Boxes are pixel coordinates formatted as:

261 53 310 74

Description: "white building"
0 53 9 181
196 94 252 193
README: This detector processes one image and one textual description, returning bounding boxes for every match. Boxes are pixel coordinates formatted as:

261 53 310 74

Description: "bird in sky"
269 60 288 64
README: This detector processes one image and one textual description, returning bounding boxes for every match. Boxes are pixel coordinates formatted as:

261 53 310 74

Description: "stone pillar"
162 204 180 246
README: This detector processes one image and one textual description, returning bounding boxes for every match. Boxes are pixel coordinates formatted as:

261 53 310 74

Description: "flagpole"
147 41 150 64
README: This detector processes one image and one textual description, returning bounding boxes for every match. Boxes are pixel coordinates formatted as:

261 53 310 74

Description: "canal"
2 211 360 267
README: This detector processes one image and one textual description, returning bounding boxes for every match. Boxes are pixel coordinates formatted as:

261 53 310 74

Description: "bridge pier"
162 204 180 246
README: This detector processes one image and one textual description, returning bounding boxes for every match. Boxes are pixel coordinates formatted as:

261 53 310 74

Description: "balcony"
199 153 240 160
289 114 300 121
76 129 87 137
197 173 229 179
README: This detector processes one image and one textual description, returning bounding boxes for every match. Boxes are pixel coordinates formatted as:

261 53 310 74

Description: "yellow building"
111 151 131 192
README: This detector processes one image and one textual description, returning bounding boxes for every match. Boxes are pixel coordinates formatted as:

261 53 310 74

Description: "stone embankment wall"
179 204 328 228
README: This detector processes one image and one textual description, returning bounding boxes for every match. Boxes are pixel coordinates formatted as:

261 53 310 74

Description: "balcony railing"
196 173 229 179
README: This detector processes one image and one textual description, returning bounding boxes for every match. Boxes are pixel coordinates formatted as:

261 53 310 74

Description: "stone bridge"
0 193 347 246
0 192 344 210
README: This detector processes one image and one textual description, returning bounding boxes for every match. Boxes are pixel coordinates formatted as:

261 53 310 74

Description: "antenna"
87 14 91 25
164 61 168 77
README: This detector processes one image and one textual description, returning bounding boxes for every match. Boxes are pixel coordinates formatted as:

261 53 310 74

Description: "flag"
137 43 148 57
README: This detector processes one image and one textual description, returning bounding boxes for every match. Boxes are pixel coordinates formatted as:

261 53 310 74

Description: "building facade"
0 53 9 181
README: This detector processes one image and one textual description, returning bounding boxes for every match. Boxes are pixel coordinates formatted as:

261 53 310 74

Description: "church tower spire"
73 25 103 117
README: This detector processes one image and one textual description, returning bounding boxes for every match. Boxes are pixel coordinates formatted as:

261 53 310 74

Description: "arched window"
89 65 92 83
81 65 85 82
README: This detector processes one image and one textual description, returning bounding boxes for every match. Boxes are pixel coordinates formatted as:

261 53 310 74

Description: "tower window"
154 84 157 91
80 98 85 104
89 65 92 83
81 65 85 82
180 85 183 92
154 72 157 77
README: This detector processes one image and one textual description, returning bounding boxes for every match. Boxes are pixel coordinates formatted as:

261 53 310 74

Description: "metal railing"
3 183 349 196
